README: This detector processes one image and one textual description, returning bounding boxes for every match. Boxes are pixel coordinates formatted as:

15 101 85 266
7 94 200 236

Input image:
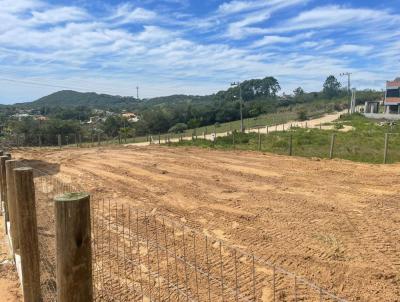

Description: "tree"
293 87 304 97
323 75 342 99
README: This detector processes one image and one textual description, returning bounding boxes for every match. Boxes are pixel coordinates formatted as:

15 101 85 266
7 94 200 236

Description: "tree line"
2 75 382 144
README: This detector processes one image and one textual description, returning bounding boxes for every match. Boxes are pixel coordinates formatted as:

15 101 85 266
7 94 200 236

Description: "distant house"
33 115 49 121
384 78 400 113
121 112 139 122
11 113 31 121
363 77 400 120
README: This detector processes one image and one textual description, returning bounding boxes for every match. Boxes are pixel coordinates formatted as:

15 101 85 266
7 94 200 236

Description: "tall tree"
323 75 342 99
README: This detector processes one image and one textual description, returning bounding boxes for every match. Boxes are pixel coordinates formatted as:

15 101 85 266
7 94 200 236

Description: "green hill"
16 90 139 109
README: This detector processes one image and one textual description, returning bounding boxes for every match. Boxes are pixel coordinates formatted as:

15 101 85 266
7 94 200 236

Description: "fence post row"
14 167 42 302
55 192 93 302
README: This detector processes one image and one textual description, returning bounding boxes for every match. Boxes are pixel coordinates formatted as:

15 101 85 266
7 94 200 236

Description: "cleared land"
14 145 400 301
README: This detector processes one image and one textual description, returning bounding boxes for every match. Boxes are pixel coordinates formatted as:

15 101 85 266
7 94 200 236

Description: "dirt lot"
13 145 400 301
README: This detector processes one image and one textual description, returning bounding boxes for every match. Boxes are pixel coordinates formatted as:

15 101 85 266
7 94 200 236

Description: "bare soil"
0 216 22 302
14 145 400 301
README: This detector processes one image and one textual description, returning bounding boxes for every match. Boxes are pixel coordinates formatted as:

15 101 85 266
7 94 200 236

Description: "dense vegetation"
2 75 382 145
172 114 400 164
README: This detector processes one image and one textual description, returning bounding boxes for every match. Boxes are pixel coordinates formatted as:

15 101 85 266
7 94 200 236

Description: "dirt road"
130 110 347 146
15 145 400 301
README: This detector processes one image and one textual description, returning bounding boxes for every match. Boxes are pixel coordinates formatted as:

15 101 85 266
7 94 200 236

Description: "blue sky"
0 0 399 104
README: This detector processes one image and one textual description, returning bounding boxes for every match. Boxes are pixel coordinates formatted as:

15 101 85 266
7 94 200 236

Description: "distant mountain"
15 90 139 109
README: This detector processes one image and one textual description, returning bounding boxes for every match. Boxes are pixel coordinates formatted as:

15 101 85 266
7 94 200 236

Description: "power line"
0 77 131 96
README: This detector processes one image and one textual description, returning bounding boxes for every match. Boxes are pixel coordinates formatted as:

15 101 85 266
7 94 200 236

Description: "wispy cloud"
0 0 399 103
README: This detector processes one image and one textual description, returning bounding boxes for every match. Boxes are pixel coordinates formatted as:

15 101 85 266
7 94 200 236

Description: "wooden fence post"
6 160 19 253
1 154 11 229
258 129 261 151
329 134 336 159
58 134 62 149
289 134 293 156
383 133 389 164
55 193 92 302
97 133 100 146
14 167 41 302
232 131 235 148
38 134 42 148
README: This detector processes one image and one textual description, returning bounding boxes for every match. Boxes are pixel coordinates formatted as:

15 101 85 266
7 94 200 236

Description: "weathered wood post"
329 134 336 159
78 134 82 147
6 160 19 253
289 134 293 156
38 134 42 148
258 128 261 151
159 133 161 144
66 135 69 146
266 125 269 134
1 154 11 228
232 131 235 148
75 133 78 148
383 133 389 164
14 167 41 302
58 134 62 149
55 193 92 302
97 133 100 146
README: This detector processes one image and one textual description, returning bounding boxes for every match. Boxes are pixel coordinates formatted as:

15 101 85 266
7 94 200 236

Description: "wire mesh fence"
91 199 346 302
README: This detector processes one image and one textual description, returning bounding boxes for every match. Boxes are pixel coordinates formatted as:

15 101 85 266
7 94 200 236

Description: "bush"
297 110 308 121
168 123 188 133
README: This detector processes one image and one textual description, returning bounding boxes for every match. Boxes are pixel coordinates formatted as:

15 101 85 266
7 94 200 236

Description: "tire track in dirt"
14 146 400 301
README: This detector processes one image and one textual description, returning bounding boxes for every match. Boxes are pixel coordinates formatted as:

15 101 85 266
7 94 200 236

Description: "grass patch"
169 114 400 164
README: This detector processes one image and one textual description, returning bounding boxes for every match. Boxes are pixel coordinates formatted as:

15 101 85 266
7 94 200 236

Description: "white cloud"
29 7 89 25
271 5 400 33
330 44 373 55
251 32 314 48
110 3 157 24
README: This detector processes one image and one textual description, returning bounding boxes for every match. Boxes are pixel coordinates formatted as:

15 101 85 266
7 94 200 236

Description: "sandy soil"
14 145 400 301
0 218 22 302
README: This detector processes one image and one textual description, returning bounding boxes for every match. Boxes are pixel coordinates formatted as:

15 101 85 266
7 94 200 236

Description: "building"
363 77 400 120
121 112 139 123
384 78 400 113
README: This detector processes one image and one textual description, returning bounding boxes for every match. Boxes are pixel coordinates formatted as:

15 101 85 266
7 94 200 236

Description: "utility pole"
340 72 352 114
231 81 244 132
136 86 139 99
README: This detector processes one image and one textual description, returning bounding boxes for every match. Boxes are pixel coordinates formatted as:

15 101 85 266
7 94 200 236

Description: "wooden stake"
289 134 293 156
383 133 389 164
1 154 11 227
14 167 41 302
55 192 92 302
329 134 336 159
6 160 19 252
